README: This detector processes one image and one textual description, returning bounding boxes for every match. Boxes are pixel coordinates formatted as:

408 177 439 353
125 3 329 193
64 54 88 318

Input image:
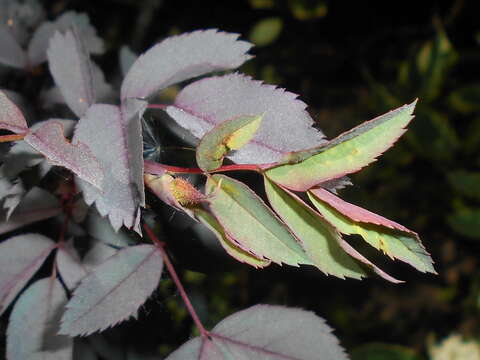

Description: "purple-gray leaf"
82 241 118 271
121 29 252 100
0 0 45 46
57 240 88 291
28 11 104 66
74 102 146 233
7 277 72 360
24 120 103 188
0 187 61 235
0 178 24 219
166 73 326 164
86 209 135 247
166 304 348 360
0 90 28 134
0 25 27 69
59 245 163 336
0 233 56 315
47 29 95 118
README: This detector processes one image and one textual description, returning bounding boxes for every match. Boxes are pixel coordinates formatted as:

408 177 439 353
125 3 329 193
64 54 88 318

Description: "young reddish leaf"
0 26 27 69
196 114 263 171
0 119 75 181
7 277 72 360
57 240 88 291
194 208 271 268
47 29 95 118
145 173 205 218
308 188 435 273
74 102 147 233
121 29 252 100
205 174 311 266
0 90 28 134
0 233 56 315
24 120 103 189
28 11 104 66
266 101 417 191
264 177 366 279
166 304 348 360
0 187 61 235
59 245 163 336
166 73 326 164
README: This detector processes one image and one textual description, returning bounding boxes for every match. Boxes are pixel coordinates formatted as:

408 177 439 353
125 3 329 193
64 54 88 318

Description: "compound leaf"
167 73 325 164
121 29 252 100
264 177 366 279
60 245 163 336
308 188 435 273
24 120 103 189
7 277 72 360
74 102 146 233
0 90 28 134
0 233 56 315
266 101 417 191
196 114 263 171
47 29 95 118
194 208 270 268
166 304 348 360
205 174 310 266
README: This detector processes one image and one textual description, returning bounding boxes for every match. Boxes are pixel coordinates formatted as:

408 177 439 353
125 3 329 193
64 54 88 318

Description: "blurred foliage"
2 0 480 359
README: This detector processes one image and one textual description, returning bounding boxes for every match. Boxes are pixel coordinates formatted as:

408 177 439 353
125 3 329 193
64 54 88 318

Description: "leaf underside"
266 101 417 191
0 91 28 134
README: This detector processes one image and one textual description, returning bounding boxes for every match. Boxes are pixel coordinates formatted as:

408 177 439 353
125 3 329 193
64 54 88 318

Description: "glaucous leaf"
205 174 310 266
74 102 146 233
166 73 325 164
86 209 135 247
266 101 417 191
308 188 435 273
0 177 24 219
60 244 163 336
119 45 137 77
0 25 27 69
0 187 61 235
28 11 104 66
194 208 270 268
264 177 366 279
24 121 103 188
0 119 75 180
0 0 45 45
82 241 118 271
196 114 263 171
166 304 348 360
57 240 88 290
121 29 252 100
7 277 72 360
0 233 56 315
47 29 95 118
0 90 28 133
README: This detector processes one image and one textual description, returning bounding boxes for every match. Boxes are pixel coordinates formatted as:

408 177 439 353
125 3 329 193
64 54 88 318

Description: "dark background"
5 0 480 359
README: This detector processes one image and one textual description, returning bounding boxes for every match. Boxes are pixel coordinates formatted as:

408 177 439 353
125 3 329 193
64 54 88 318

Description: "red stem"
147 104 167 110
144 159 270 175
0 134 25 142
143 223 209 338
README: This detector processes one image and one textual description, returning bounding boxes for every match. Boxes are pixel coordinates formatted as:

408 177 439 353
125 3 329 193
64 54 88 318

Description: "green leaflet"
265 101 417 191
194 208 271 268
307 191 435 273
196 114 263 172
206 174 310 266
264 178 365 279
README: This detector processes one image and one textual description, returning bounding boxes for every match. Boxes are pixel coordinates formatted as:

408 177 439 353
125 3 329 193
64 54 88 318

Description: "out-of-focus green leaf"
448 84 480 114
429 334 480 360
288 0 328 20
248 0 275 9
416 25 457 102
249 18 283 47
448 170 480 199
266 101 416 191
194 208 271 268
406 106 459 162
196 114 263 171
465 117 480 154
307 190 435 273
352 343 424 360
264 177 365 279
447 208 480 239
206 174 311 266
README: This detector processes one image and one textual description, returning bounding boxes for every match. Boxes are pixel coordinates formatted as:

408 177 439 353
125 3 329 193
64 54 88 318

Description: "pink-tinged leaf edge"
0 91 28 134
